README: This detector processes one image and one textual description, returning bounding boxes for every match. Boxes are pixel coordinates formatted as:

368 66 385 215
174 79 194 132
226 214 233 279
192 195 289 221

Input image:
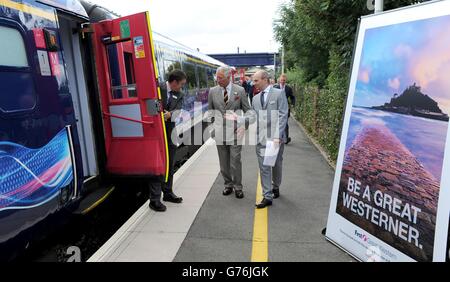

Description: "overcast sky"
88 0 287 54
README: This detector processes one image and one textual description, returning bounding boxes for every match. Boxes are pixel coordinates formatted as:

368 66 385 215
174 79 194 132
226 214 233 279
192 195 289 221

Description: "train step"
73 184 116 215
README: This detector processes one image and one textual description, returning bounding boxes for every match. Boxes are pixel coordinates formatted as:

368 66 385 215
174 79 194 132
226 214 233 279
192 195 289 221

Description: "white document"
263 140 280 167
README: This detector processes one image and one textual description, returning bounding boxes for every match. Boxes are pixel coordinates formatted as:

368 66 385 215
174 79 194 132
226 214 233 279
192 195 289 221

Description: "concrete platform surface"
89 118 354 262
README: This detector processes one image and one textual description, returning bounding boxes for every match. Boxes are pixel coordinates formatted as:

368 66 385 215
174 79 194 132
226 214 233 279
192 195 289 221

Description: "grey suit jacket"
252 87 289 146
206 83 251 143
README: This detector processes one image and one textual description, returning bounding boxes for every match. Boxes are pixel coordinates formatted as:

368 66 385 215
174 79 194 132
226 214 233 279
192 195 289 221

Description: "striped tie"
223 88 229 104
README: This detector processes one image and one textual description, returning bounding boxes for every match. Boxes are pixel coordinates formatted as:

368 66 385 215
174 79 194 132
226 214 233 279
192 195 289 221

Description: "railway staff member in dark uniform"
149 69 187 212
274 74 295 144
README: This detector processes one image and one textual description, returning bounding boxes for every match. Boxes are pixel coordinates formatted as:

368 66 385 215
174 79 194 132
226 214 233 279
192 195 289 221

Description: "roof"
38 0 89 19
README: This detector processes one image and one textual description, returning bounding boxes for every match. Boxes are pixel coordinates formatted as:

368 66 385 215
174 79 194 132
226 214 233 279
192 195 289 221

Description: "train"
0 0 224 260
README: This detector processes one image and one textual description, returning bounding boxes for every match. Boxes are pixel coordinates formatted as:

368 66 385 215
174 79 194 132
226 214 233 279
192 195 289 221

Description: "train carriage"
0 0 223 260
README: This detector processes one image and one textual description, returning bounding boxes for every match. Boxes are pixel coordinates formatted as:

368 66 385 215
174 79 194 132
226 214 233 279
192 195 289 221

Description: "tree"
274 0 430 88
273 0 431 161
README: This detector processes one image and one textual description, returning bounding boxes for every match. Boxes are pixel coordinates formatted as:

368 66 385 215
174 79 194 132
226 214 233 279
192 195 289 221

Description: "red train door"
91 12 168 179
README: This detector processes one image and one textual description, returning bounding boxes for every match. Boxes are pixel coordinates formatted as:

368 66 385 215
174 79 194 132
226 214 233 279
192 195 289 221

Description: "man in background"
274 74 296 144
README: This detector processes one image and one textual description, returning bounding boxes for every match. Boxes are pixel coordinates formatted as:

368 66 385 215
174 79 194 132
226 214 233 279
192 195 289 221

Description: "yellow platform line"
251 173 268 262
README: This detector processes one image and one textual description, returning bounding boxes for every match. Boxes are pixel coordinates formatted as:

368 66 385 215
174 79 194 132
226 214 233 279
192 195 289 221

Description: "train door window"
123 52 136 97
198 67 208 89
207 68 216 88
0 25 36 113
106 40 137 100
0 26 28 67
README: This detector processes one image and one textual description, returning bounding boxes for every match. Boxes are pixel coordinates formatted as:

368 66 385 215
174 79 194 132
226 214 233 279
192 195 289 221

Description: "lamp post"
375 0 384 13
274 53 277 77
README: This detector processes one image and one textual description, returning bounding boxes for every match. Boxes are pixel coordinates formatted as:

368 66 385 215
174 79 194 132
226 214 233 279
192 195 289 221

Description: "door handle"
103 112 154 125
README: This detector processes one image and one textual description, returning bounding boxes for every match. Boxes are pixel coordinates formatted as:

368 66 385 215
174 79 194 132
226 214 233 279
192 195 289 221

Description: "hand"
273 138 281 145
224 112 238 121
164 110 171 121
237 127 245 139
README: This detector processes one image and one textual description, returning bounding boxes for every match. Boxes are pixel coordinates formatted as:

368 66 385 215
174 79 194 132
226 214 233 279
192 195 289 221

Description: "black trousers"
149 142 177 202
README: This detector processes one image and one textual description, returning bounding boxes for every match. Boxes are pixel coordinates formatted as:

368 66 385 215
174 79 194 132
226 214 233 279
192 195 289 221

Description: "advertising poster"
326 1 450 262
447 223 450 262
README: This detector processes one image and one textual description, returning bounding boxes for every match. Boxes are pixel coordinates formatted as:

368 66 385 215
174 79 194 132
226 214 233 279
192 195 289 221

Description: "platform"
88 118 354 262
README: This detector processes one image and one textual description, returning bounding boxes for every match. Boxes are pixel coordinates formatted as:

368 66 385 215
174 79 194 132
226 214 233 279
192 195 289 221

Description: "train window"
107 44 123 99
182 62 197 91
123 52 136 97
0 25 36 114
106 40 137 100
207 68 216 88
155 46 165 83
164 60 181 80
198 67 208 89
0 26 28 67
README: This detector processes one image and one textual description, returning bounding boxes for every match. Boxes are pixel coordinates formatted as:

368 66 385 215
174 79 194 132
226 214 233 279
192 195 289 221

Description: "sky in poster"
354 15 450 114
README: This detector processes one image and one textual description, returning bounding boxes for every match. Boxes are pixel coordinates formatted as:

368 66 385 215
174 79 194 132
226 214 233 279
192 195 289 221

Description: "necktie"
167 90 174 106
260 91 265 108
223 87 229 104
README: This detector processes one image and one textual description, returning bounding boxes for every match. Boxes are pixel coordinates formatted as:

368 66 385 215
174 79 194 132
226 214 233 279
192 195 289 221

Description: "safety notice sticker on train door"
133 36 146 59
48 52 61 77
37 50 51 76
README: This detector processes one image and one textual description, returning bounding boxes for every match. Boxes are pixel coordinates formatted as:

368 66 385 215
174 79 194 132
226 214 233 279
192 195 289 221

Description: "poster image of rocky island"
336 15 450 262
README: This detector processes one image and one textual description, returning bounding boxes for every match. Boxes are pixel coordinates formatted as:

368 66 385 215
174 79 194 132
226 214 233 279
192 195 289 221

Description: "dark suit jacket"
159 83 184 146
274 84 296 106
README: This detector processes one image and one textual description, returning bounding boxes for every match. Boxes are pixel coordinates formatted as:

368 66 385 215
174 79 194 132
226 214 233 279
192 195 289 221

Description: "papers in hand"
263 140 280 167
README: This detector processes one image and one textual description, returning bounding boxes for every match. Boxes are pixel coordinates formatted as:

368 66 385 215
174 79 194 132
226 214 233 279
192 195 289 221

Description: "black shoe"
273 189 280 199
149 201 167 212
163 193 183 203
235 190 244 199
286 137 291 144
223 187 233 196
256 198 272 209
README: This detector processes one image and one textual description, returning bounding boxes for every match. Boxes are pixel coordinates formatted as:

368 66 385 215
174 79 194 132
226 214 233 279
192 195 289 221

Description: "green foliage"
275 0 430 163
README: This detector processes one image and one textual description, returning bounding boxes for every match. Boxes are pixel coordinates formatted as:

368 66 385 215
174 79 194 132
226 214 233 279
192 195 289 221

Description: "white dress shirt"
166 81 173 104
222 82 233 96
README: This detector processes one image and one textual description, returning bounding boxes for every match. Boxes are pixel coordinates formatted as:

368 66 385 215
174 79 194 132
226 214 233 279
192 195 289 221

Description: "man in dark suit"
274 74 296 144
149 70 186 212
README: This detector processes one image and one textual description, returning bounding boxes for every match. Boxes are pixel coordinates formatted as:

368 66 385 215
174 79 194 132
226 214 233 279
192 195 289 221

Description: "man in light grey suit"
252 70 289 208
206 66 251 199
